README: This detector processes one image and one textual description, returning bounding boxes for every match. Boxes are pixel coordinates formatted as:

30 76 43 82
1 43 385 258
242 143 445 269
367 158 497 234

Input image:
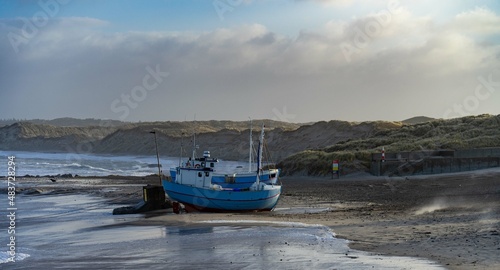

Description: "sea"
0 151 445 269
0 150 248 177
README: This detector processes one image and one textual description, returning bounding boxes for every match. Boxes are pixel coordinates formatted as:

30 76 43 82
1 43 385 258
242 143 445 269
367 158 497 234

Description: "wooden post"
150 130 162 186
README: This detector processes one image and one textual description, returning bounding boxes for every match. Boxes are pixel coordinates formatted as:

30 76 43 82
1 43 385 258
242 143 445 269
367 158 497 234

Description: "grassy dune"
278 114 500 176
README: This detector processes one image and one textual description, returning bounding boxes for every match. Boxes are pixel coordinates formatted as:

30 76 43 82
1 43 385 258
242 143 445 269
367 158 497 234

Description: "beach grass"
278 114 500 176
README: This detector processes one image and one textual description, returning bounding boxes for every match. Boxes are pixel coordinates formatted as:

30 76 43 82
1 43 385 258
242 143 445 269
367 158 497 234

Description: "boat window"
205 172 209 177
225 175 236 183
210 163 214 168
198 172 202 177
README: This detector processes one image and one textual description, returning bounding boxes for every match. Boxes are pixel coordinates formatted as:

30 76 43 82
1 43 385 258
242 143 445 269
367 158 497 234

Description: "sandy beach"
5 168 500 269
278 171 500 270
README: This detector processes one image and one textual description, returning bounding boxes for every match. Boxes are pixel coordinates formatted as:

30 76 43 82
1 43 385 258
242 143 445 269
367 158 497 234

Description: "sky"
0 0 499 123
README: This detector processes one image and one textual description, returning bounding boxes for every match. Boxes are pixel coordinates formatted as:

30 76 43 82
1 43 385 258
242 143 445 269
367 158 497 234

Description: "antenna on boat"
248 117 253 173
149 130 162 186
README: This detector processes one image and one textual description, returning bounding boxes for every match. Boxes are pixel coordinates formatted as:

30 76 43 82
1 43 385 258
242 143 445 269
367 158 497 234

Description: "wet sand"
277 171 500 270
7 168 500 269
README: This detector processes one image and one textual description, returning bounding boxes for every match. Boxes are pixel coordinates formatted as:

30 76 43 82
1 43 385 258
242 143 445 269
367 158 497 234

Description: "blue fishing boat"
162 180 281 212
169 120 279 189
162 124 281 212
170 164 279 190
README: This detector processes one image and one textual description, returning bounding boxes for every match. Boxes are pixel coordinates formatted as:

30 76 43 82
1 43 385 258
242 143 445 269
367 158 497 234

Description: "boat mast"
179 132 184 167
191 117 198 160
256 123 265 185
192 131 196 160
248 118 253 173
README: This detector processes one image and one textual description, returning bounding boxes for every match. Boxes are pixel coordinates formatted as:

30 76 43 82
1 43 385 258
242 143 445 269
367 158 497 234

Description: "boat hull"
171 168 280 189
162 179 281 212
211 169 279 189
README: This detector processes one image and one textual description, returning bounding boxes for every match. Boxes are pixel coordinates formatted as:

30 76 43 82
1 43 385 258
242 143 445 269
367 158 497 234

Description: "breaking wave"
0 251 30 264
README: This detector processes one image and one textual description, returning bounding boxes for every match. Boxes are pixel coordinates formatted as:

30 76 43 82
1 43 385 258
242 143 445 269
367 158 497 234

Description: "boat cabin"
183 151 219 170
173 151 220 188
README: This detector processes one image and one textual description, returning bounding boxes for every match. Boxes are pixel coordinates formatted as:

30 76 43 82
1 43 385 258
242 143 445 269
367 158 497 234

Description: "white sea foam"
0 150 248 177
0 251 30 264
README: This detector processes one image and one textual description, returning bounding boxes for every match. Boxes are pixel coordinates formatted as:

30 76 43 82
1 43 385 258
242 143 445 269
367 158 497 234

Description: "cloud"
1 5 500 122
451 7 500 35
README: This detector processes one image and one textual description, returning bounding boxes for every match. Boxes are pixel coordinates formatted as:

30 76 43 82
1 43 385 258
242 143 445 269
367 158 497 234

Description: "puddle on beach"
0 194 445 269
